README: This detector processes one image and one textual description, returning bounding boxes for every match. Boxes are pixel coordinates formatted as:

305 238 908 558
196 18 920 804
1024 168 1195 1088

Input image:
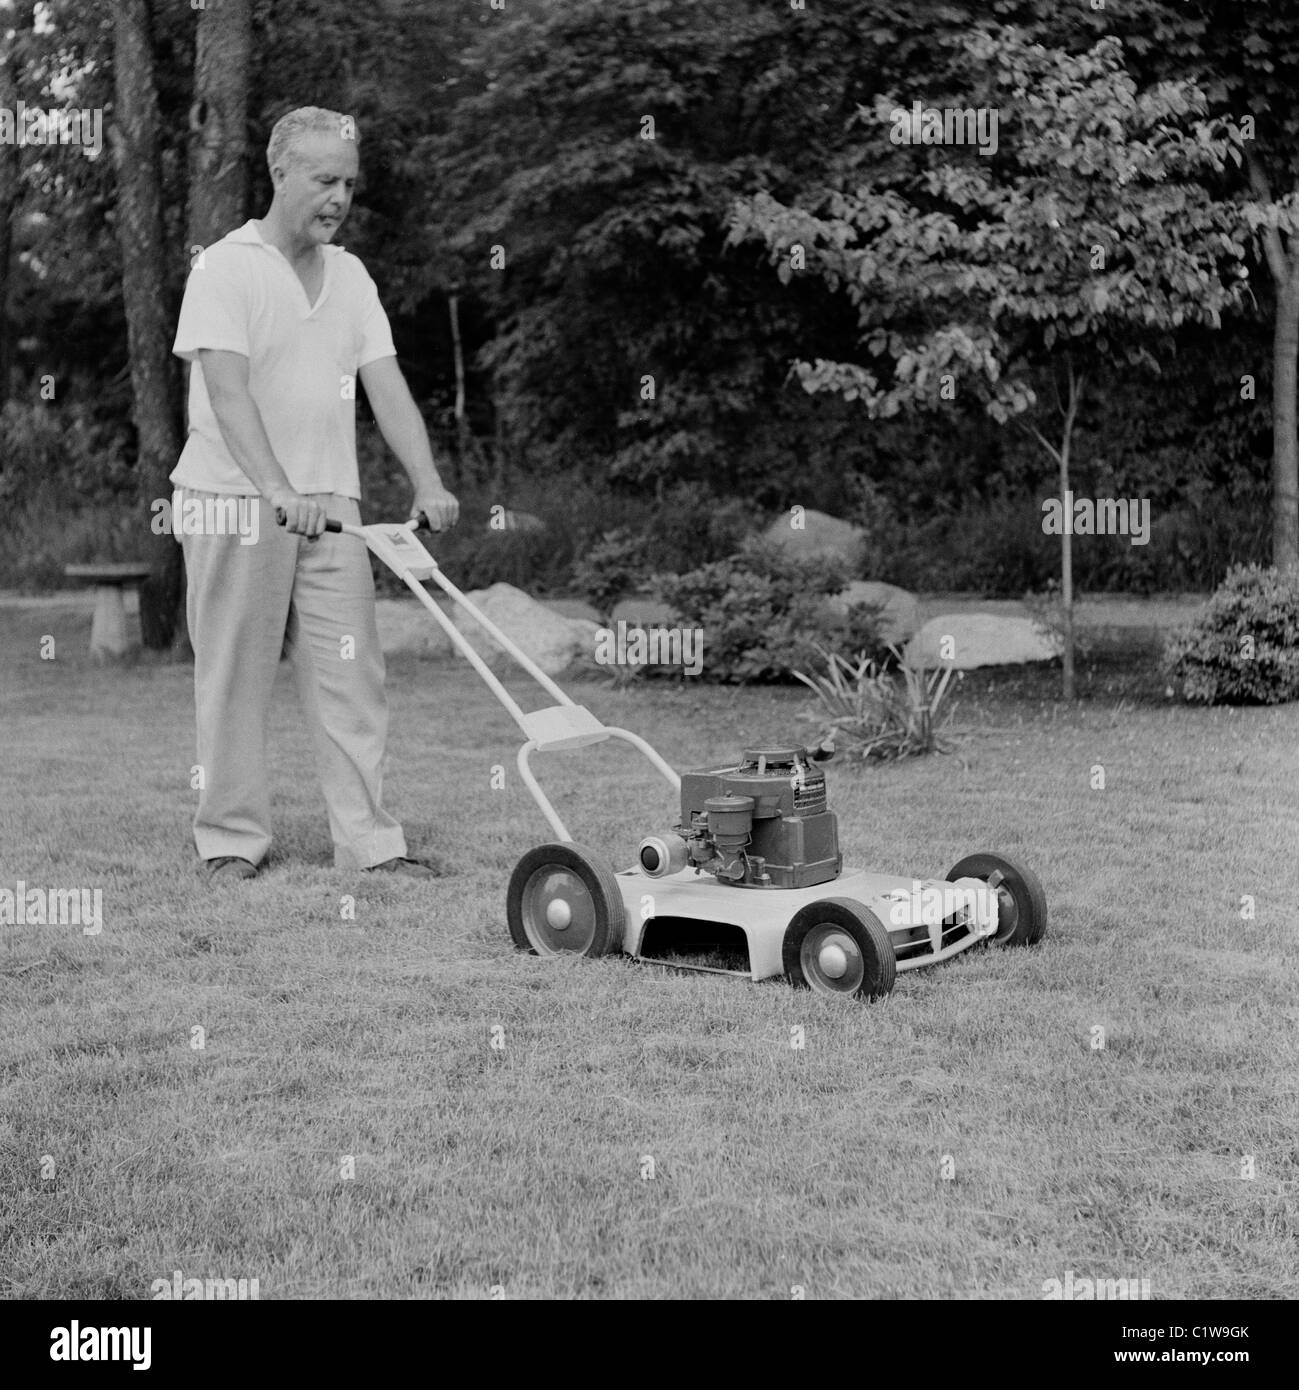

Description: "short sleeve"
173 246 252 361
356 267 397 367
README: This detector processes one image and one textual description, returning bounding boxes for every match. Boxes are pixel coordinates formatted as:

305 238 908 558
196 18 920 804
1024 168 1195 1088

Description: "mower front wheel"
946 852 1047 947
783 898 896 1001
507 843 626 958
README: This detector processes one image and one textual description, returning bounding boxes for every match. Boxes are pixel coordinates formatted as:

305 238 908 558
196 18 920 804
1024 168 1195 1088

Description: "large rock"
763 509 866 569
543 596 605 625
451 583 592 675
375 597 454 658
904 613 1063 669
827 580 920 645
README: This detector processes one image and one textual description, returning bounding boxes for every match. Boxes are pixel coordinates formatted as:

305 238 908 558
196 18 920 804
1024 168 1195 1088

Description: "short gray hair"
266 106 359 174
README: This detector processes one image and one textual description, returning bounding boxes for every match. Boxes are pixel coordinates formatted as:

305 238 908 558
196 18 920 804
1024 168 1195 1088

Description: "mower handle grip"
274 507 342 533
274 509 433 536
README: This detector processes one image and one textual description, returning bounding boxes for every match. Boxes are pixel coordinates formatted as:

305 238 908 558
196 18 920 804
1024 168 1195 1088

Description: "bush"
850 478 1269 597
359 434 758 604
653 539 890 683
0 398 142 591
360 439 607 597
1164 564 1299 705
0 397 134 507
650 481 754 575
793 645 962 762
571 527 655 610
573 483 756 611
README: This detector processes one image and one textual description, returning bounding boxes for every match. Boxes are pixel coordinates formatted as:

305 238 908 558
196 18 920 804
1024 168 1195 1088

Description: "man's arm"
359 356 459 530
199 349 326 536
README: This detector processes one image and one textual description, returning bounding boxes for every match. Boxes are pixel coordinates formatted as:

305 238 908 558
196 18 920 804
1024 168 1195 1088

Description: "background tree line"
1 0 1296 651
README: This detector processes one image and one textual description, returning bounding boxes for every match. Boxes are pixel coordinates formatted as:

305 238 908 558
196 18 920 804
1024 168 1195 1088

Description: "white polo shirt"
170 219 397 498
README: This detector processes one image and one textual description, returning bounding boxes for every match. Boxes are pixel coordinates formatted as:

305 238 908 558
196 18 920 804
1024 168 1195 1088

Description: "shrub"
572 483 756 611
650 480 754 575
853 479 1269 597
653 539 889 683
866 487 1057 595
0 398 133 507
1164 563 1299 705
793 645 962 761
572 527 655 610
360 437 759 605
0 399 142 590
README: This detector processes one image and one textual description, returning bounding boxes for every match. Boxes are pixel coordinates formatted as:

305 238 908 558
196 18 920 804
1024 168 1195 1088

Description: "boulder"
564 618 606 671
904 613 1063 670
543 596 605 625
374 597 454 658
763 509 866 570
451 582 591 675
610 595 679 628
827 580 920 645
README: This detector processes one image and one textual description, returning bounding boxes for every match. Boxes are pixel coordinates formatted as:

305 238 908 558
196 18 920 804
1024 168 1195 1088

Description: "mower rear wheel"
946 852 1047 947
783 898 896 1001
507 843 625 958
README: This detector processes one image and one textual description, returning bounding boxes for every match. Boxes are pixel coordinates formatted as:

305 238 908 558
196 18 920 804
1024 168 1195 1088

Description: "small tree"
730 26 1261 697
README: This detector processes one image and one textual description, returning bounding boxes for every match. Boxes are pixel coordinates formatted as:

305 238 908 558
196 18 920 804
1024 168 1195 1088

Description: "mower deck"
618 866 999 981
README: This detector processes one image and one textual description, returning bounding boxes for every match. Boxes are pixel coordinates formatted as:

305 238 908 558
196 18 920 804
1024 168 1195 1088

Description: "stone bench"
63 562 152 661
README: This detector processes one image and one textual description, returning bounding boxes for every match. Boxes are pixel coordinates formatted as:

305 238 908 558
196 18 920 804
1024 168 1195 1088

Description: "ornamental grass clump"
794 644 962 762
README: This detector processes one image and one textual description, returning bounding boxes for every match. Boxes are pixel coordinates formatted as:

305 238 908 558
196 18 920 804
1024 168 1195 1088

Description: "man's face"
271 131 359 247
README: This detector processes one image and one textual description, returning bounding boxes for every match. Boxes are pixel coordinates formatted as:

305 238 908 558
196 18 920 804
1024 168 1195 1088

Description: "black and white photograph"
0 0 1294 1345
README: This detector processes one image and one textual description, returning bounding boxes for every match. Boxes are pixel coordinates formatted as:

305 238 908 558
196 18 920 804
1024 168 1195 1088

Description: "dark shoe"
364 855 450 880
203 856 258 882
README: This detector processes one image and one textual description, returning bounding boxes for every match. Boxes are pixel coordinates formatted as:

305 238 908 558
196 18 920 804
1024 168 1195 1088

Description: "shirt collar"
226 219 343 257
227 220 264 244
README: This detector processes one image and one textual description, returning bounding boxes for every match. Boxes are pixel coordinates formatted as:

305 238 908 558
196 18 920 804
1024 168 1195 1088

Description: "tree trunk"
186 0 250 252
1245 152 1299 574
1030 360 1084 700
1272 279 1299 573
1058 451 1075 703
176 0 250 653
0 3 35 412
111 0 184 650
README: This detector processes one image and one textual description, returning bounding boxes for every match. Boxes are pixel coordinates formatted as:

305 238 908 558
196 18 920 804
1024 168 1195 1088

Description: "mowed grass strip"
1 603 1297 1299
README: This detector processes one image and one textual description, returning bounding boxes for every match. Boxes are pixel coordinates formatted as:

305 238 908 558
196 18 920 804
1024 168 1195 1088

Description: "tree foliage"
0 0 1292 601
414 0 1003 493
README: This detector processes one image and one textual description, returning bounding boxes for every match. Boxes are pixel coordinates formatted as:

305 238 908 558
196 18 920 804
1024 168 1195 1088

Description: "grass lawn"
2 601 1297 1300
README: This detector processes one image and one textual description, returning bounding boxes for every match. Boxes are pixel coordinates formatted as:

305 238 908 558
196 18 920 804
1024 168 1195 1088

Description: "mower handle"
274 509 434 536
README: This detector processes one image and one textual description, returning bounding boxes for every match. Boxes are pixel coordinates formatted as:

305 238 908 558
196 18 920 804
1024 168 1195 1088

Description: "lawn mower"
305 515 1048 1001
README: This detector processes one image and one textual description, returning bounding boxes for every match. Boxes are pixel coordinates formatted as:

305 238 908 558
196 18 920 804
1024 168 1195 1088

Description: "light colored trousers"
179 489 407 869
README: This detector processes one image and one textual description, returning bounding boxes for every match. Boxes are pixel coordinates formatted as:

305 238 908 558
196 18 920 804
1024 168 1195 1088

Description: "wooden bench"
64 562 152 661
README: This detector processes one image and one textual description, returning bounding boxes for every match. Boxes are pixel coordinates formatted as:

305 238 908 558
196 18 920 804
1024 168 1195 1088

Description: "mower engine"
638 745 841 889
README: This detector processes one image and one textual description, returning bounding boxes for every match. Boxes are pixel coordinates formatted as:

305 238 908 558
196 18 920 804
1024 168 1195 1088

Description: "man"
171 106 458 882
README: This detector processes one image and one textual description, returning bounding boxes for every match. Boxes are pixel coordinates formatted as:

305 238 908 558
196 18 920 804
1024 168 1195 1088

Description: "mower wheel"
507 843 626 958
946 852 1047 947
783 898 896 1001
